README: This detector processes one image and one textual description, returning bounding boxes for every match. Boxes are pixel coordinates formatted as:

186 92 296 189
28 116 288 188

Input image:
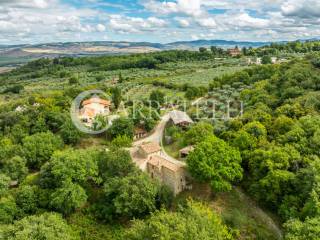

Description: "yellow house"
80 96 111 124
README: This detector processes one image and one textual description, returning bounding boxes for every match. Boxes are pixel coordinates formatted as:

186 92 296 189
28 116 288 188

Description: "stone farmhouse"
79 96 111 125
147 155 188 196
131 141 190 195
169 110 193 128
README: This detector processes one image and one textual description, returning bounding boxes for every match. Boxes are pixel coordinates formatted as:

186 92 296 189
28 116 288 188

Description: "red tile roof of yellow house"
82 97 111 106
80 108 96 118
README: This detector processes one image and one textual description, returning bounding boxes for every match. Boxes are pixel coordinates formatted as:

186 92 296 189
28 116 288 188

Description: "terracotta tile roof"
80 108 95 118
169 110 193 125
148 155 182 172
82 97 111 106
140 142 161 154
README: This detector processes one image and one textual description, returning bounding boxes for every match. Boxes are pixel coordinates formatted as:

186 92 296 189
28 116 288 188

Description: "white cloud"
1 0 320 44
176 18 190 27
0 0 54 9
109 15 167 34
96 23 106 32
0 0 102 44
227 12 270 29
196 17 217 28
281 0 320 18
142 0 203 16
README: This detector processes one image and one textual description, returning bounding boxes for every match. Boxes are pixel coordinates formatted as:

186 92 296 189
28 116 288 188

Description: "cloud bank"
0 0 319 44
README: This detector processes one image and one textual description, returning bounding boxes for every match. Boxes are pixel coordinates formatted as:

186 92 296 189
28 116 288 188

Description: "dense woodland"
0 41 320 239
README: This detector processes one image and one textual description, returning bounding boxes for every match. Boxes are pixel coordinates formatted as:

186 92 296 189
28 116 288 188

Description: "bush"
50 181 87 215
22 132 64 169
69 76 79 85
1 212 80 240
111 135 132 148
107 117 134 140
15 185 38 215
0 196 17 224
125 201 233 239
3 85 24 94
0 174 11 197
0 156 28 182
100 172 158 221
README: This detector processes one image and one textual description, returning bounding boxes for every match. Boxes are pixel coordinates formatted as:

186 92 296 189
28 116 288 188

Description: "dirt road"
133 113 185 167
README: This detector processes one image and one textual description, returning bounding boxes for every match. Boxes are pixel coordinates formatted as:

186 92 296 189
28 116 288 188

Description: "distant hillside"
0 39 284 67
166 39 270 49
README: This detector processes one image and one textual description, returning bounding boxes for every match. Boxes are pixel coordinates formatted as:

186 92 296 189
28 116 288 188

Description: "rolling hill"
0 39 270 67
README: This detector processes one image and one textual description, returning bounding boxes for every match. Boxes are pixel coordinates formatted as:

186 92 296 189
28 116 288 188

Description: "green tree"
0 196 17 224
111 135 132 148
199 47 207 53
50 181 87 215
49 148 99 185
101 172 158 220
262 55 272 64
118 72 124 83
0 156 28 182
232 130 257 151
150 90 165 109
0 174 11 197
0 138 22 162
210 46 218 55
95 74 104 82
1 212 80 240
107 117 134 140
243 121 267 140
59 120 82 145
98 149 136 182
15 185 38 215
284 217 320 240
68 76 79 85
242 47 248 55
3 85 24 94
125 200 233 240
184 122 214 145
272 115 295 136
112 87 122 109
187 136 243 192
22 132 64 169
131 105 159 132
31 117 49 134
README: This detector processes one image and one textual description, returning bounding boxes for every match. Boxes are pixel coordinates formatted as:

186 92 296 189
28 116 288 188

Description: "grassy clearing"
163 141 181 159
75 136 108 149
175 184 283 240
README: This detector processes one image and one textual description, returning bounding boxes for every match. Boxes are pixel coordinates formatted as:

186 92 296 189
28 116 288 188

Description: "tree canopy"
187 135 242 192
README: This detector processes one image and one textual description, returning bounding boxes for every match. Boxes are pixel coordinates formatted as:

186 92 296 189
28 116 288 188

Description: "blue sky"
0 0 320 44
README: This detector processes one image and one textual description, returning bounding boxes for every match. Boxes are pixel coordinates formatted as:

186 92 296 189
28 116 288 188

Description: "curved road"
133 113 186 167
